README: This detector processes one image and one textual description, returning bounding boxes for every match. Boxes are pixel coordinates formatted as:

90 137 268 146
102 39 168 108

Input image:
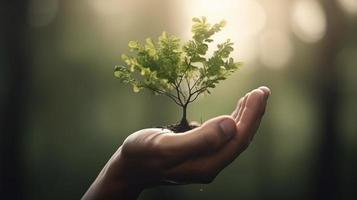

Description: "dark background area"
1 0 357 199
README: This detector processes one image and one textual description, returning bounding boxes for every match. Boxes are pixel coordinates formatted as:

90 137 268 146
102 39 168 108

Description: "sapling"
115 17 241 132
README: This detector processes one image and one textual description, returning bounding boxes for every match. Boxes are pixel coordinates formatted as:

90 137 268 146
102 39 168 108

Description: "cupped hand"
83 86 271 200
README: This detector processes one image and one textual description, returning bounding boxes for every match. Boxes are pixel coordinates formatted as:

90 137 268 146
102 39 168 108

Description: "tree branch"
191 85 209 96
146 86 183 106
173 82 185 104
185 76 191 96
165 92 183 106
188 91 202 103
190 75 201 91
177 59 191 86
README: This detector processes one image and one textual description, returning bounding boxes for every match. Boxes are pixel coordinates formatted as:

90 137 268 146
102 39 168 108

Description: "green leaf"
121 54 129 60
192 17 200 22
205 39 214 43
128 41 140 49
133 84 140 93
220 20 227 27
114 71 120 78
201 16 207 23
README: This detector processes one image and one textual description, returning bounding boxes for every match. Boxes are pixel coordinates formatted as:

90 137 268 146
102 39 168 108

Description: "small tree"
115 17 241 132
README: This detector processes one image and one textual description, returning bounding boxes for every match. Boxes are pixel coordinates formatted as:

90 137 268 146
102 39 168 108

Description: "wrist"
96 176 143 200
83 177 142 200
82 149 144 200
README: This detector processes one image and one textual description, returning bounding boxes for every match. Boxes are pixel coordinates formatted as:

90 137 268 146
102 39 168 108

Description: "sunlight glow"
259 30 293 69
89 0 131 16
291 0 327 43
183 0 267 61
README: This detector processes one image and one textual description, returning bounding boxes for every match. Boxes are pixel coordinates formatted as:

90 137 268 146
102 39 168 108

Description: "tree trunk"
178 105 190 132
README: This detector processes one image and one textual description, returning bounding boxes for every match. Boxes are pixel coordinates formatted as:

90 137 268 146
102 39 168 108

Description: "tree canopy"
115 16 241 111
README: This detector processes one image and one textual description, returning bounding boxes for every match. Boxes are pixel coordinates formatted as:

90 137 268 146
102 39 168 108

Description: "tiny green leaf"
133 84 140 93
128 41 139 49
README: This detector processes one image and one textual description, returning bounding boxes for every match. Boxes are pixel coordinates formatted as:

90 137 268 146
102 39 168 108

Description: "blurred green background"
1 0 357 199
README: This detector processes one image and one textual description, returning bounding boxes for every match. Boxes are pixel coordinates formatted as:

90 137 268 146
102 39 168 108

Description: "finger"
213 87 269 165
231 97 243 119
258 86 271 96
248 90 269 141
237 88 268 143
235 92 249 122
157 116 237 160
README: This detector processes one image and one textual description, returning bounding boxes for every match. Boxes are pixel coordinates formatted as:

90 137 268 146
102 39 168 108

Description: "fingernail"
219 118 236 139
259 86 271 97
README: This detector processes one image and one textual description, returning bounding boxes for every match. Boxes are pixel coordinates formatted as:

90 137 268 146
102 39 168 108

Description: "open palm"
83 86 270 200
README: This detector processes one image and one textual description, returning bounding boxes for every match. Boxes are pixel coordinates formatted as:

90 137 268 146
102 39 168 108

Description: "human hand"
82 86 270 200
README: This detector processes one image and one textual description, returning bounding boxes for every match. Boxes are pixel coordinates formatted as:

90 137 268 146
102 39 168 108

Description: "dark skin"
82 86 271 200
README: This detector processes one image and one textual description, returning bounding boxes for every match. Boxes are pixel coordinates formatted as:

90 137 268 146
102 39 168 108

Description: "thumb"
159 116 237 159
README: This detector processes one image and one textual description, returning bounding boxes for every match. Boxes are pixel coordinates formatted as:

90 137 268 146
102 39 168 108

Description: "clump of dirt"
158 121 200 133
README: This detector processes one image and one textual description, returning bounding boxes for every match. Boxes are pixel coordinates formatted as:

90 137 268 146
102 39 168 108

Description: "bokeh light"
338 0 357 16
291 0 327 43
258 29 293 69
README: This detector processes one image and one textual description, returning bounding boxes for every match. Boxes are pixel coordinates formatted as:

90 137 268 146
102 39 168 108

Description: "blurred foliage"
1 0 356 199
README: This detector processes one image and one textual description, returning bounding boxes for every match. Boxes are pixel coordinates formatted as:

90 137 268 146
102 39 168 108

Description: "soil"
158 122 200 133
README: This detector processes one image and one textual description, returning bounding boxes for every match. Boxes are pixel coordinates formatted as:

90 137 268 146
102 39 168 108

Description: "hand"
82 86 271 200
